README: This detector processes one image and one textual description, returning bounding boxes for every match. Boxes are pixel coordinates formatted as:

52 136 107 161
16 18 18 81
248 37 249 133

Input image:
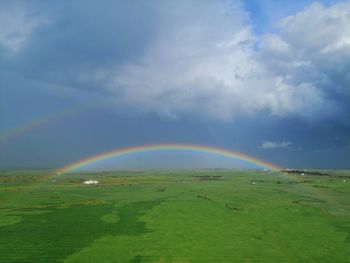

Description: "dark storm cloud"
2 0 159 92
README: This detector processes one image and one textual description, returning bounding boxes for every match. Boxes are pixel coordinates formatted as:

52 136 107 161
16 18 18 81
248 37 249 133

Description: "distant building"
83 180 99 185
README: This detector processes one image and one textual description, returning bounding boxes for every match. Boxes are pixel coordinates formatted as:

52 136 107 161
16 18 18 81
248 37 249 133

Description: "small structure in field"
83 180 99 185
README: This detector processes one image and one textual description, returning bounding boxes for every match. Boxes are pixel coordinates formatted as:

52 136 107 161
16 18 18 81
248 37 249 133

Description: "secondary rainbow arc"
0 105 92 144
56 144 282 174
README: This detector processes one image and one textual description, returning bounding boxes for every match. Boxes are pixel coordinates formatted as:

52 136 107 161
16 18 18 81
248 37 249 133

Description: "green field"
0 169 350 262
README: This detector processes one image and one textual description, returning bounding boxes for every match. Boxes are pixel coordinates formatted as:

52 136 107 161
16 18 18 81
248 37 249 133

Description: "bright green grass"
0 169 349 262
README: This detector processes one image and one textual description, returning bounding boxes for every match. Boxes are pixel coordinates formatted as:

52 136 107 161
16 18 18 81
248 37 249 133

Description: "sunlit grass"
0 170 349 262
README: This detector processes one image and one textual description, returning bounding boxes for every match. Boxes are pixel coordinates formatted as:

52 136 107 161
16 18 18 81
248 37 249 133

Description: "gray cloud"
1 0 350 123
102 1 345 121
261 141 291 149
0 2 48 52
260 1 350 122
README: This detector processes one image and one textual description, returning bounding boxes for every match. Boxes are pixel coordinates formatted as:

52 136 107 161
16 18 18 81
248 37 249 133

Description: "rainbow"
0 105 92 144
56 143 282 174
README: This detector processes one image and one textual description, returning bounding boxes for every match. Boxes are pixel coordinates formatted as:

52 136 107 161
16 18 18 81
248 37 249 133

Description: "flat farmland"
0 169 349 262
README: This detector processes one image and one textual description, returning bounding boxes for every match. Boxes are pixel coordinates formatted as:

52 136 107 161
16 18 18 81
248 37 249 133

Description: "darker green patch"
0 200 161 263
250 234 263 240
333 220 350 243
312 185 329 189
115 200 162 236
196 195 212 201
129 254 152 263
225 204 242 211
130 255 143 263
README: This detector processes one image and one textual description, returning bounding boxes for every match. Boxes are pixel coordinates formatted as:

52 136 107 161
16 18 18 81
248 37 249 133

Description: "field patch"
0 199 162 263
1 170 350 262
0 213 22 227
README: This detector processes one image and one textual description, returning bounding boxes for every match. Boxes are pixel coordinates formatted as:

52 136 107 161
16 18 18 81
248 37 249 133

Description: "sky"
1 0 350 169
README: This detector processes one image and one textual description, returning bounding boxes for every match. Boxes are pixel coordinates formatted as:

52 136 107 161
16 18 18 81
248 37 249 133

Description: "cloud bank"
106 1 349 121
260 1 350 122
1 0 350 122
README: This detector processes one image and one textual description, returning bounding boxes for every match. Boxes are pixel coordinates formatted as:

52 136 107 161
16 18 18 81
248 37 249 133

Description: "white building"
83 180 99 185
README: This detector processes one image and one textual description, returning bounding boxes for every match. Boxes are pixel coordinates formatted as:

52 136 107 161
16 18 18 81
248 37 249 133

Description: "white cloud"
278 2 350 53
261 141 291 150
0 4 48 52
26 0 346 122
101 0 336 121
260 1 350 101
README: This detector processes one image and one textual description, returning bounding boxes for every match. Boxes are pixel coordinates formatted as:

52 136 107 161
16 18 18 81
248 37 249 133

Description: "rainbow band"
0 105 92 144
56 144 281 174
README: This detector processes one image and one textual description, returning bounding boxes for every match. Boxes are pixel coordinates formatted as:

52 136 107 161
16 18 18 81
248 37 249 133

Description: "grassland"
0 169 350 262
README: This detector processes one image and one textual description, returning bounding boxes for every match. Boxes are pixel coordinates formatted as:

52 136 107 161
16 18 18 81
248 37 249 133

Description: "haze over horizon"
1 0 350 169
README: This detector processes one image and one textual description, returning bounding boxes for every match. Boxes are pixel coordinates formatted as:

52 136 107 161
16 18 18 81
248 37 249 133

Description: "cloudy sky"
1 0 349 169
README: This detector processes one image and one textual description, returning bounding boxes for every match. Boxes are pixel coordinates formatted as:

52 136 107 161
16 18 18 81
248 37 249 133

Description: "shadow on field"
0 200 162 263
